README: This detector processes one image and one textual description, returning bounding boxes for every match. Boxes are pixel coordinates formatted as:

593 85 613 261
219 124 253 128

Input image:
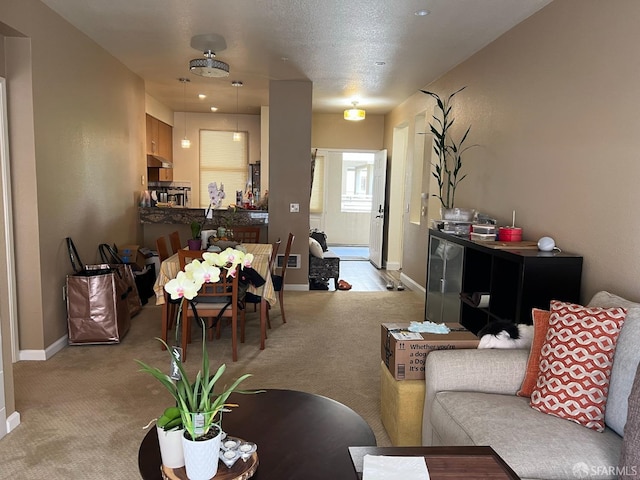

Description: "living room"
1 0 640 476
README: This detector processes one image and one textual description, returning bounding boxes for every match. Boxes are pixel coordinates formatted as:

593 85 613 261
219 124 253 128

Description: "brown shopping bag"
65 238 131 344
99 243 142 317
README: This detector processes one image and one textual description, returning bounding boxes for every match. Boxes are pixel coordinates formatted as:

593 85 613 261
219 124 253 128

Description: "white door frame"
0 76 20 438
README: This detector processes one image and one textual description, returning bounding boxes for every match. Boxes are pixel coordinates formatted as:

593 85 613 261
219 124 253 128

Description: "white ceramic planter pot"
182 427 222 480
156 425 185 469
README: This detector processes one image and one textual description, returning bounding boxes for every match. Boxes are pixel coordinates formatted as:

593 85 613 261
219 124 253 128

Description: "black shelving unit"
426 229 583 334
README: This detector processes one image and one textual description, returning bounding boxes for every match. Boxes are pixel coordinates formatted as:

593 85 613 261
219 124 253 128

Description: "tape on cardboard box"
381 322 479 380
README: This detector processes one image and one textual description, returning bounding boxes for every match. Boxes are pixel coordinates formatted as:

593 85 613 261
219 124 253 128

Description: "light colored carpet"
0 290 424 479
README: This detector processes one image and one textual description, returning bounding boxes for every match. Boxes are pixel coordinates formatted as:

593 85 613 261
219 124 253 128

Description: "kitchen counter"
139 207 269 250
138 206 268 226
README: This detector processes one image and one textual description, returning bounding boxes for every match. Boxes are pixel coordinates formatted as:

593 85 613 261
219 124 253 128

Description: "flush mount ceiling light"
189 50 230 77
344 101 366 121
179 78 191 149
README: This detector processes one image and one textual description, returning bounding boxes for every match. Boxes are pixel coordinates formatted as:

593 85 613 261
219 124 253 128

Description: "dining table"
153 243 276 350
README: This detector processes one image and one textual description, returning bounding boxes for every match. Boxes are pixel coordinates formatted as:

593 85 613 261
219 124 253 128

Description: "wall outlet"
290 203 300 213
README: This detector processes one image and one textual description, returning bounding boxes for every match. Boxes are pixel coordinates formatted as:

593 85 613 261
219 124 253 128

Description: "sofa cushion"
620 362 640 478
309 237 324 258
588 291 640 436
432 391 623 480
517 308 550 397
530 300 627 431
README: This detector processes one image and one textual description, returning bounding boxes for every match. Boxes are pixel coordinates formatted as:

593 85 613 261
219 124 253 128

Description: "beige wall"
312 113 384 150
386 0 640 303
0 0 146 421
269 80 312 288
172 112 261 206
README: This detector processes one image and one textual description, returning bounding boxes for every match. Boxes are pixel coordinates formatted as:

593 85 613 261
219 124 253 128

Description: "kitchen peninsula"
138 206 268 249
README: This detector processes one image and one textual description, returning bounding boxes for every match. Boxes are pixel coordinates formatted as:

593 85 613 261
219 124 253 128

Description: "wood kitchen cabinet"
146 114 173 182
425 229 583 334
146 114 172 161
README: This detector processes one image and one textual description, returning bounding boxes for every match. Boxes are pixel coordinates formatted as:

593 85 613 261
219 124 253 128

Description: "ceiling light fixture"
344 101 366 121
210 106 218 112
179 78 191 149
189 50 230 77
415 9 430 16
232 80 243 141
198 93 207 99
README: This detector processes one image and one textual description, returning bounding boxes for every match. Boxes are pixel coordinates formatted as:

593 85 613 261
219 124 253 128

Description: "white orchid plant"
136 247 259 441
164 247 254 303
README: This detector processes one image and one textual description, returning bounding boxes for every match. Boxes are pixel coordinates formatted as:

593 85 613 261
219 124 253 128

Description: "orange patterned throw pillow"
530 300 627 431
517 308 551 397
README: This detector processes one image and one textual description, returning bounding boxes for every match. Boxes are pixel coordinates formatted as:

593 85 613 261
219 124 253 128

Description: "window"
341 152 374 213
199 130 247 207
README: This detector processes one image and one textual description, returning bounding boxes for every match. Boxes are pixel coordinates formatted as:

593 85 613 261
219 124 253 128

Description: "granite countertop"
138 207 268 225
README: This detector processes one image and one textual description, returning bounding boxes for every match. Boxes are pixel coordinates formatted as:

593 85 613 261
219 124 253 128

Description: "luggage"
65 238 131 345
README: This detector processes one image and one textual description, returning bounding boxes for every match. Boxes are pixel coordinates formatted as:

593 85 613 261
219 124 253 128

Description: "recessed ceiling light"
210 106 218 112
198 93 207 99
414 9 430 16
375 61 386 66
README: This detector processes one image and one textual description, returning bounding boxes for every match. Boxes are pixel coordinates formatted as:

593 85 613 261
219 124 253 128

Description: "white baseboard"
18 334 67 361
6 410 20 433
385 261 401 271
285 283 309 291
400 272 425 295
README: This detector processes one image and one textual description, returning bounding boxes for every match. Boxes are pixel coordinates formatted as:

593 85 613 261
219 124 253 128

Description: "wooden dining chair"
231 226 260 243
242 238 281 338
178 250 242 362
156 236 171 262
169 231 182 254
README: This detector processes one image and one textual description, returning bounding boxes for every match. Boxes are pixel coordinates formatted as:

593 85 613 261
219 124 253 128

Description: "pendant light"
179 78 191 148
232 80 243 142
344 101 366 121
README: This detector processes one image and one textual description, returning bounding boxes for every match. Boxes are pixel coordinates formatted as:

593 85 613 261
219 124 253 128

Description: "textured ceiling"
40 0 552 115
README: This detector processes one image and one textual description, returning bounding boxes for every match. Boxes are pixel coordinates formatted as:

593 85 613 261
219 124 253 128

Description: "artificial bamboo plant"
420 86 476 209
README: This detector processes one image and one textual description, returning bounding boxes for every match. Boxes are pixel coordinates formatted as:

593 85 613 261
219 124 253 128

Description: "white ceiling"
39 0 552 116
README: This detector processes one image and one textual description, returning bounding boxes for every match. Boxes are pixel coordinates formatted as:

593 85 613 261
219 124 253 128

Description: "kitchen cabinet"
425 229 583 334
146 114 173 182
148 168 173 182
146 114 172 161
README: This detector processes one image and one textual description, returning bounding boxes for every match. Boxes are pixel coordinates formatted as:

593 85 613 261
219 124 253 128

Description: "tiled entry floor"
323 246 402 292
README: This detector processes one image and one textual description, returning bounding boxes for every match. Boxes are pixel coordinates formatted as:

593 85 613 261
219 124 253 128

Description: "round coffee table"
138 389 377 480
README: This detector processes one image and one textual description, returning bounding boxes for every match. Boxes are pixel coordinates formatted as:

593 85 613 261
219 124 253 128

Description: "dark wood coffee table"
349 446 521 479
139 389 377 480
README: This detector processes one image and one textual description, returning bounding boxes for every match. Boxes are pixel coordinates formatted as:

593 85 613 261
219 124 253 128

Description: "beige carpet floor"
0 289 424 479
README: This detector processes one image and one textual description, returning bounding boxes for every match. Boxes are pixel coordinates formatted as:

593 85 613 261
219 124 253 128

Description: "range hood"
146 154 173 168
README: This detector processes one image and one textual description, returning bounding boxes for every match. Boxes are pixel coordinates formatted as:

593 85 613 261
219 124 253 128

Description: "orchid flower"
242 253 254 269
164 271 202 301
185 258 221 285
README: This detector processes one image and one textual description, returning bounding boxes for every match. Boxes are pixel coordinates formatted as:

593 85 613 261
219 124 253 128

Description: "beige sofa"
422 291 640 480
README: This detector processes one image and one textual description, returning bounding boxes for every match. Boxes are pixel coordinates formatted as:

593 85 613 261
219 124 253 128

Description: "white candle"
512 210 516 227
224 450 237 459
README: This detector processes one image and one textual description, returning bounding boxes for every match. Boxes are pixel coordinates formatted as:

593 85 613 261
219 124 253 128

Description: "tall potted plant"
136 247 259 479
421 86 476 219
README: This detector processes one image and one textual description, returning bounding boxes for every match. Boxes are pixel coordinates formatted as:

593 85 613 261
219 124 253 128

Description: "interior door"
369 149 387 268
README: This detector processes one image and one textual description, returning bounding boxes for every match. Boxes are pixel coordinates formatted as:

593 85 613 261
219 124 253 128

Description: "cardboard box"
381 323 479 380
117 244 146 269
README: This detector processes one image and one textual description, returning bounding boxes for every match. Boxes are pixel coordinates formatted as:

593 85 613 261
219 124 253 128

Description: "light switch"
290 203 300 213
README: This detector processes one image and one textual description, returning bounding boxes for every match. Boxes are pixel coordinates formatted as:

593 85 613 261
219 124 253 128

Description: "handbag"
99 243 143 315
65 237 131 344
